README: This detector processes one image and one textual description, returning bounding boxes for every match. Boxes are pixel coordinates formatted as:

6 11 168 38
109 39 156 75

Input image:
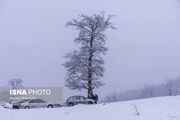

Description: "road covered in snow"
0 96 180 120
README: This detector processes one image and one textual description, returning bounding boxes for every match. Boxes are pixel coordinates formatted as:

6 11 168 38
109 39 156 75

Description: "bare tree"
63 12 115 98
8 78 23 89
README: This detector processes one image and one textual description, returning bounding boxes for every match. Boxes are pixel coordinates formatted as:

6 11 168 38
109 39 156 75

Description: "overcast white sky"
0 0 180 100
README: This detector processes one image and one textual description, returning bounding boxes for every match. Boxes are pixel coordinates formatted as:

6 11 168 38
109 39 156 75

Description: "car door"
36 99 46 108
29 99 37 108
72 96 80 105
79 96 86 104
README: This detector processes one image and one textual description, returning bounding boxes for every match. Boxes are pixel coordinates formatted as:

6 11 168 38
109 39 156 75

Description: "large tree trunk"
87 34 94 98
88 81 93 98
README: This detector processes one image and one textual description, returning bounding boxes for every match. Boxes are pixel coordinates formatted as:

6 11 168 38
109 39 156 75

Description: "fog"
0 0 180 100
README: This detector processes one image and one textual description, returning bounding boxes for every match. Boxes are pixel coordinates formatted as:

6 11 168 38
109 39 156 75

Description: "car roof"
70 95 86 97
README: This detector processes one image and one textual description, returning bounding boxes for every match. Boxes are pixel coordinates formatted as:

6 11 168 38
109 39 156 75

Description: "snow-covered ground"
0 96 180 120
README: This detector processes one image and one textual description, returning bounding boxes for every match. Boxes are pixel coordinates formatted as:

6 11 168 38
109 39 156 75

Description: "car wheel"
13 106 19 109
47 105 53 108
68 102 74 106
24 106 30 109
88 101 93 104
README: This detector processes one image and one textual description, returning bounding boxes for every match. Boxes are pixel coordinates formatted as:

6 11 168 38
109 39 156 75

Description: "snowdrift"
0 96 180 120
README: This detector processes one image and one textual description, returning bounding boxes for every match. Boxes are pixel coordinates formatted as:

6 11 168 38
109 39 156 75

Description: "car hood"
86 98 95 101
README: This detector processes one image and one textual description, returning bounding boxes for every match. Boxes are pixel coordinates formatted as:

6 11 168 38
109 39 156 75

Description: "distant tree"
166 79 174 96
7 78 23 103
8 78 23 89
103 77 180 103
141 84 154 98
172 78 180 95
63 12 115 98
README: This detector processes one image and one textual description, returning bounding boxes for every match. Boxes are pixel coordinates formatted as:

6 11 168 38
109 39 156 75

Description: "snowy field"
0 96 180 120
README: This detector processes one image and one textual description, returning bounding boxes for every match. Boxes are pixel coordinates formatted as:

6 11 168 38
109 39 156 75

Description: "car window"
72 96 79 100
29 100 36 103
79 96 86 100
20 99 29 103
36 99 45 103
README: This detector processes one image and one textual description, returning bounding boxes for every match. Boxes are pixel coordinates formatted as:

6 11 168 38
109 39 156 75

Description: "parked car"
4 99 62 109
66 95 95 106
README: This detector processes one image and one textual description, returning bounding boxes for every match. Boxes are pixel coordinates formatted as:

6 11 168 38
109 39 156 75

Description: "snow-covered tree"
7 78 23 103
63 12 115 98
8 78 23 89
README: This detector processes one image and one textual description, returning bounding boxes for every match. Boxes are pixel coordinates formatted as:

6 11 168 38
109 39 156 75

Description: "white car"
66 95 96 106
5 99 61 109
